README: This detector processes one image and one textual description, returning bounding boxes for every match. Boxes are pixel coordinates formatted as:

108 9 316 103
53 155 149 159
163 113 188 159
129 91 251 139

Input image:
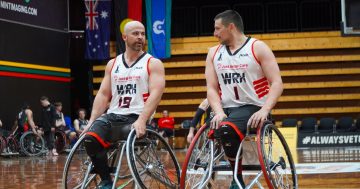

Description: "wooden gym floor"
1 147 360 189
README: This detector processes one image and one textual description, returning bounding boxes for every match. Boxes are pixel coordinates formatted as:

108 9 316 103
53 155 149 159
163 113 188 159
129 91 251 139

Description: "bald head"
122 21 146 52
124 21 145 34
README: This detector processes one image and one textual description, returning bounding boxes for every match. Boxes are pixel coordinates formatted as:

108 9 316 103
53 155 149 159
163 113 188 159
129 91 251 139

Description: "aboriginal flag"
114 0 143 55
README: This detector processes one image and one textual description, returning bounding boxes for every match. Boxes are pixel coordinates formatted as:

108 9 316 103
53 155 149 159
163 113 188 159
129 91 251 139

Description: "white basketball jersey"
107 53 152 115
213 37 269 108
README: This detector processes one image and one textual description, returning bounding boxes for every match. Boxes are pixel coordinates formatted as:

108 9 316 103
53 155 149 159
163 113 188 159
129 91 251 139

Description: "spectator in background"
40 96 58 156
64 115 77 147
54 102 66 129
55 102 77 145
73 108 89 135
158 110 175 143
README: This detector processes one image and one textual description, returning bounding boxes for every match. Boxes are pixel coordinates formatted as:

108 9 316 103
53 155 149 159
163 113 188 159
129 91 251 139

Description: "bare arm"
81 59 114 134
205 46 227 129
206 47 223 115
56 113 66 127
61 113 66 127
256 41 283 111
89 59 114 124
248 40 283 128
25 109 38 134
133 58 165 137
73 119 82 134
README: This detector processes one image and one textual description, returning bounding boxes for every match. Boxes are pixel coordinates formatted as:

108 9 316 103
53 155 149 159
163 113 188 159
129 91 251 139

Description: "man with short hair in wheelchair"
17 103 41 137
205 10 283 188
81 21 165 189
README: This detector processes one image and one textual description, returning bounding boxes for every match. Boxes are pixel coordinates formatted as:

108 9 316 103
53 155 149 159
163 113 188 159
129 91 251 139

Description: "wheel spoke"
260 123 297 189
129 130 180 189
182 126 215 189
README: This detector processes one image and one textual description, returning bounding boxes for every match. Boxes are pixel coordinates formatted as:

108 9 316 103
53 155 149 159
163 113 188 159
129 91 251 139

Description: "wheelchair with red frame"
62 124 181 189
180 121 297 189
1 126 45 157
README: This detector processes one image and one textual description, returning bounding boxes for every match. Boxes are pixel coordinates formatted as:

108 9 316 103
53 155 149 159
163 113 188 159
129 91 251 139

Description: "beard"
129 40 144 52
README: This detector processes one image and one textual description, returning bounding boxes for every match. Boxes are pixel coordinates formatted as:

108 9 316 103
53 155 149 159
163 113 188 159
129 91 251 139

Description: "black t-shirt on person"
40 104 56 132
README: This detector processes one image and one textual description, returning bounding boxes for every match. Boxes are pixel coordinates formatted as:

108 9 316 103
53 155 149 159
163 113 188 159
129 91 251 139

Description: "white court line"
208 162 360 175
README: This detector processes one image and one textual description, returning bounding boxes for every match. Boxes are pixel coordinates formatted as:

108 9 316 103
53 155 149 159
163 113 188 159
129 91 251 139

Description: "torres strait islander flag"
145 0 171 59
114 0 143 54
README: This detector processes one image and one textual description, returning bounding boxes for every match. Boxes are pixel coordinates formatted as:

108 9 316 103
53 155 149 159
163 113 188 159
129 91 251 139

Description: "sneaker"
229 180 240 189
98 180 113 189
52 149 59 156
229 179 245 189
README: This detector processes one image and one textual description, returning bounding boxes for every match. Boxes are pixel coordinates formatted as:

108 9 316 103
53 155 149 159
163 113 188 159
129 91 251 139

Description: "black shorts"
86 113 138 148
221 104 265 135
214 105 270 158
159 128 174 137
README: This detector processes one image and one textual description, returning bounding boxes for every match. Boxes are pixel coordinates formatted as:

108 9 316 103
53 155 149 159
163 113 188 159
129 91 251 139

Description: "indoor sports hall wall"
0 1 70 128
92 0 360 128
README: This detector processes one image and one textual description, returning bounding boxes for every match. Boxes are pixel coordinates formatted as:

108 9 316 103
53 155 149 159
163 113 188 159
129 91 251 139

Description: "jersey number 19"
118 97 132 108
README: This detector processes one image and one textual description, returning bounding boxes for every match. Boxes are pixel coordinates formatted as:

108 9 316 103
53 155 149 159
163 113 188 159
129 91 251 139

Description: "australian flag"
85 0 111 60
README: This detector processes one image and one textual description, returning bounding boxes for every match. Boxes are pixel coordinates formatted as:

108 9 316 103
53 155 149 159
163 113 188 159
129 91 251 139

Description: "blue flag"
85 0 111 60
145 0 171 59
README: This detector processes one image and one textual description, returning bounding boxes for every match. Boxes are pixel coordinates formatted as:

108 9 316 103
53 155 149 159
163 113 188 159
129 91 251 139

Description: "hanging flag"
114 0 142 55
84 0 111 60
145 0 171 59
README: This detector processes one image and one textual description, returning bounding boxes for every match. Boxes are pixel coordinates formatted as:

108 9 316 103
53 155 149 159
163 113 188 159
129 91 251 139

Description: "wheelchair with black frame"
180 121 297 189
62 120 180 189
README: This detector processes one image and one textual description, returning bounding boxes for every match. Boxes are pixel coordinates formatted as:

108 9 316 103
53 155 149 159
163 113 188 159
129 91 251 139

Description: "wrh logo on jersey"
221 73 246 85
117 84 136 95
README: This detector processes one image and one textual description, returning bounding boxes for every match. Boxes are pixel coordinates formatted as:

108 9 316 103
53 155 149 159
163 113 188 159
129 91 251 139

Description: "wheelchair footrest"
213 164 232 171
90 167 117 174
242 165 262 171
213 164 262 171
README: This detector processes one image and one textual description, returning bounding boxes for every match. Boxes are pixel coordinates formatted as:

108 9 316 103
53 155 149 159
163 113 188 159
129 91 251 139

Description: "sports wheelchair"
62 128 180 189
1 127 45 157
180 121 297 189
54 129 69 153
